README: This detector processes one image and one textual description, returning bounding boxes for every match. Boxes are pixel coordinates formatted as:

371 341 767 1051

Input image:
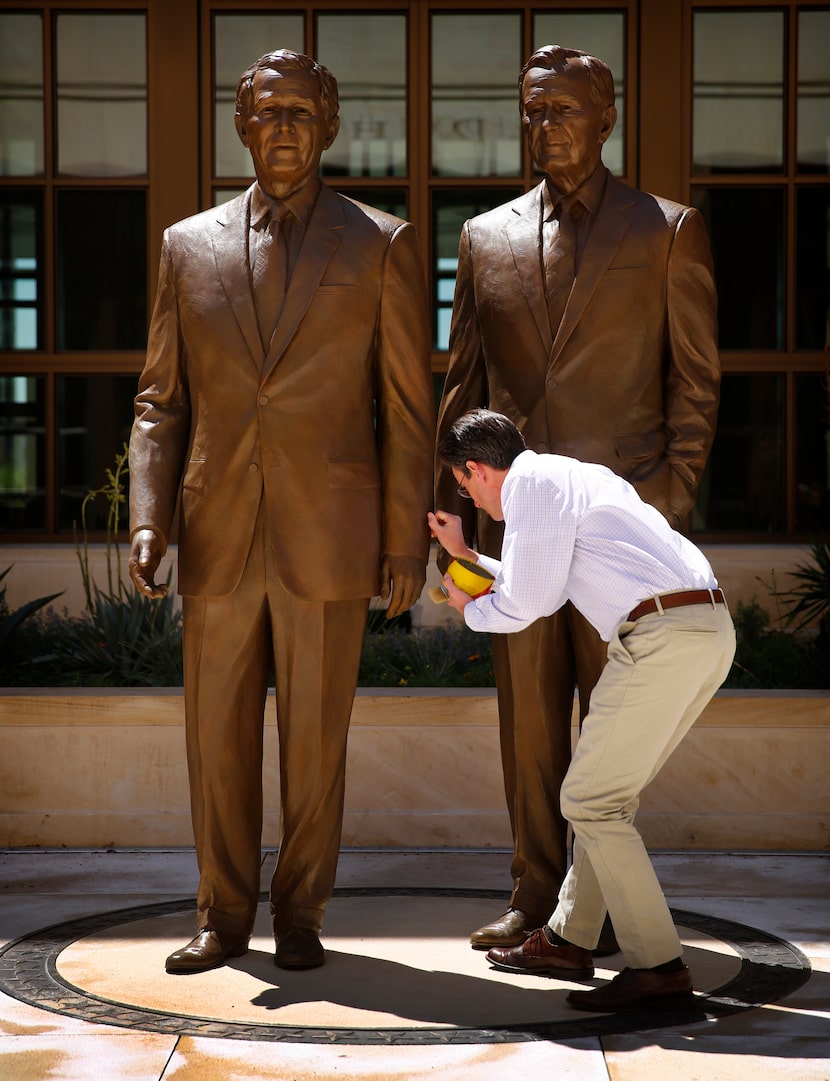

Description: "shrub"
723 599 827 690
358 620 495 687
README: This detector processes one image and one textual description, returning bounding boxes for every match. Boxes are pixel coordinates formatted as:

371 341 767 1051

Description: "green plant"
0 565 64 651
772 541 830 639
723 599 827 690
358 621 495 687
58 443 184 686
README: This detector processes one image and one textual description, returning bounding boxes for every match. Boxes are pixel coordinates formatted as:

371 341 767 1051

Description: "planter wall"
1 688 828 850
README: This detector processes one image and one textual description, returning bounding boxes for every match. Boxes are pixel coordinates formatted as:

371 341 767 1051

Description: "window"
1 0 826 542
0 6 147 537
690 4 830 539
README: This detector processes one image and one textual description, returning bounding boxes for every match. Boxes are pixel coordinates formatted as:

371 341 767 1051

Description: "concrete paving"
0 848 827 1080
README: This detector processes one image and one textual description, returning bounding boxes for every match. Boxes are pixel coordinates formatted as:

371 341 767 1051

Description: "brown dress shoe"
165 929 248 974
487 928 595 979
567 965 694 1012
470 908 540 950
274 927 325 970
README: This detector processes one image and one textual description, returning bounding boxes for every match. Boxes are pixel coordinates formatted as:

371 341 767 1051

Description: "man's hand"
427 510 477 564
379 555 426 619
442 573 473 615
129 529 168 599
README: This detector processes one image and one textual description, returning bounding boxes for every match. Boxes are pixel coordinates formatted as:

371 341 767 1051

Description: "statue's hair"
518 45 615 117
235 50 339 124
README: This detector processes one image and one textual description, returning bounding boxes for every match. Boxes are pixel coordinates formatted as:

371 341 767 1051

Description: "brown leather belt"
628 588 724 622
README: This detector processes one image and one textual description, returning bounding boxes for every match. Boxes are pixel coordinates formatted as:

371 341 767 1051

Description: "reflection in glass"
796 373 830 533
56 14 147 176
798 11 830 173
57 191 147 351
214 14 304 177
0 14 43 176
432 14 521 177
796 188 830 350
693 11 784 174
0 193 42 350
338 189 407 220
58 376 136 532
532 13 625 176
433 189 522 349
693 374 784 533
318 14 406 178
214 188 247 207
0 376 45 532
693 187 784 350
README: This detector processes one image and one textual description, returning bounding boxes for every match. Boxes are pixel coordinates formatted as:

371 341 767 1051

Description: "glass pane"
798 10 830 174
532 13 625 176
58 375 137 532
338 188 407 220
796 373 830 533
432 14 521 177
0 13 43 176
0 375 45 532
433 189 522 349
693 188 784 350
693 374 784 533
318 14 406 178
214 14 305 177
0 192 42 350
796 187 830 350
214 188 247 207
57 190 147 351
56 14 147 177
693 11 784 174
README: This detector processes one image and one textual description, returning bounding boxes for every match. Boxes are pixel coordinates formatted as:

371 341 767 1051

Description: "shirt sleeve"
464 472 577 634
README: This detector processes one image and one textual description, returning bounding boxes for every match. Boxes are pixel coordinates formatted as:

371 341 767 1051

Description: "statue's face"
236 66 339 197
521 60 615 190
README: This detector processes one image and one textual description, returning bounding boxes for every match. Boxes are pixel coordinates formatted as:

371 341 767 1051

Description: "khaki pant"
548 599 736 968
492 603 608 921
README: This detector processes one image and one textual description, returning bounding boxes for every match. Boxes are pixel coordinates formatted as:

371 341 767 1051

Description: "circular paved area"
0 888 811 1044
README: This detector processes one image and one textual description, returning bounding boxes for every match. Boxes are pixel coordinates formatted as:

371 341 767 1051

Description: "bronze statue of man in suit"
129 50 434 974
435 45 720 950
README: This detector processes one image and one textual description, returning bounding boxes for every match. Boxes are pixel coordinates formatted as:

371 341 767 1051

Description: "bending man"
429 409 734 1012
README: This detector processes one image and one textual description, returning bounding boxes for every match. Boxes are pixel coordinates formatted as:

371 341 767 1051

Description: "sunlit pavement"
0 849 827 1080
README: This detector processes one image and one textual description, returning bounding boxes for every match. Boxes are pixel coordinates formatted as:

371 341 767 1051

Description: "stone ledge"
1 689 827 850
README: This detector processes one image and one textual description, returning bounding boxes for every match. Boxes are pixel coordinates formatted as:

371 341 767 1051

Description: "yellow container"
428 557 495 604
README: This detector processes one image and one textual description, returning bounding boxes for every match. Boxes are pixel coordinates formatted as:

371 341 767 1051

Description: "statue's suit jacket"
131 183 434 599
437 169 720 553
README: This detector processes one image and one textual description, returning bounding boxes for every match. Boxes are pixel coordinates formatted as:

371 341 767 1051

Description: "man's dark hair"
438 409 527 473
518 45 615 118
235 50 339 125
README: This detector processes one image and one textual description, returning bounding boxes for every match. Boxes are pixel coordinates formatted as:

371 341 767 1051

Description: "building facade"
1 1 828 601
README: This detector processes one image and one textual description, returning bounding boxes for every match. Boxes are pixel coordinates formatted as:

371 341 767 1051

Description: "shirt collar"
250 177 321 231
542 165 608 221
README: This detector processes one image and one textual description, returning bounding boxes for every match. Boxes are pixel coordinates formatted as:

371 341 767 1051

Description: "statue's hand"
129 529 168 599
379 555 426 620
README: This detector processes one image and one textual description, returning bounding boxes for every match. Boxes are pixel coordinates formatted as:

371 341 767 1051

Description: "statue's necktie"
253 203 291 351
544 198 580 335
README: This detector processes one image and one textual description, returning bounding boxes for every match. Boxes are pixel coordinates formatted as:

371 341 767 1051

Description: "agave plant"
776 541 830 637
0 566 63 650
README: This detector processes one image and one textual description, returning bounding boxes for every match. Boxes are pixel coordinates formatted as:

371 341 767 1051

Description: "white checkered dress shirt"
467 450 718 642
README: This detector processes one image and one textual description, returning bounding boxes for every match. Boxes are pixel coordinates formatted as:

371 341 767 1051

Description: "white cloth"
466 450 717 642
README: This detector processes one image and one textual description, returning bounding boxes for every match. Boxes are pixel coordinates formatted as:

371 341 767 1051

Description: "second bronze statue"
434 44 720 949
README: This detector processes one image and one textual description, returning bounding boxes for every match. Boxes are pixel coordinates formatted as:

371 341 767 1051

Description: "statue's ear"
599 104 617 145
323 114 340 151
235 112 249 148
